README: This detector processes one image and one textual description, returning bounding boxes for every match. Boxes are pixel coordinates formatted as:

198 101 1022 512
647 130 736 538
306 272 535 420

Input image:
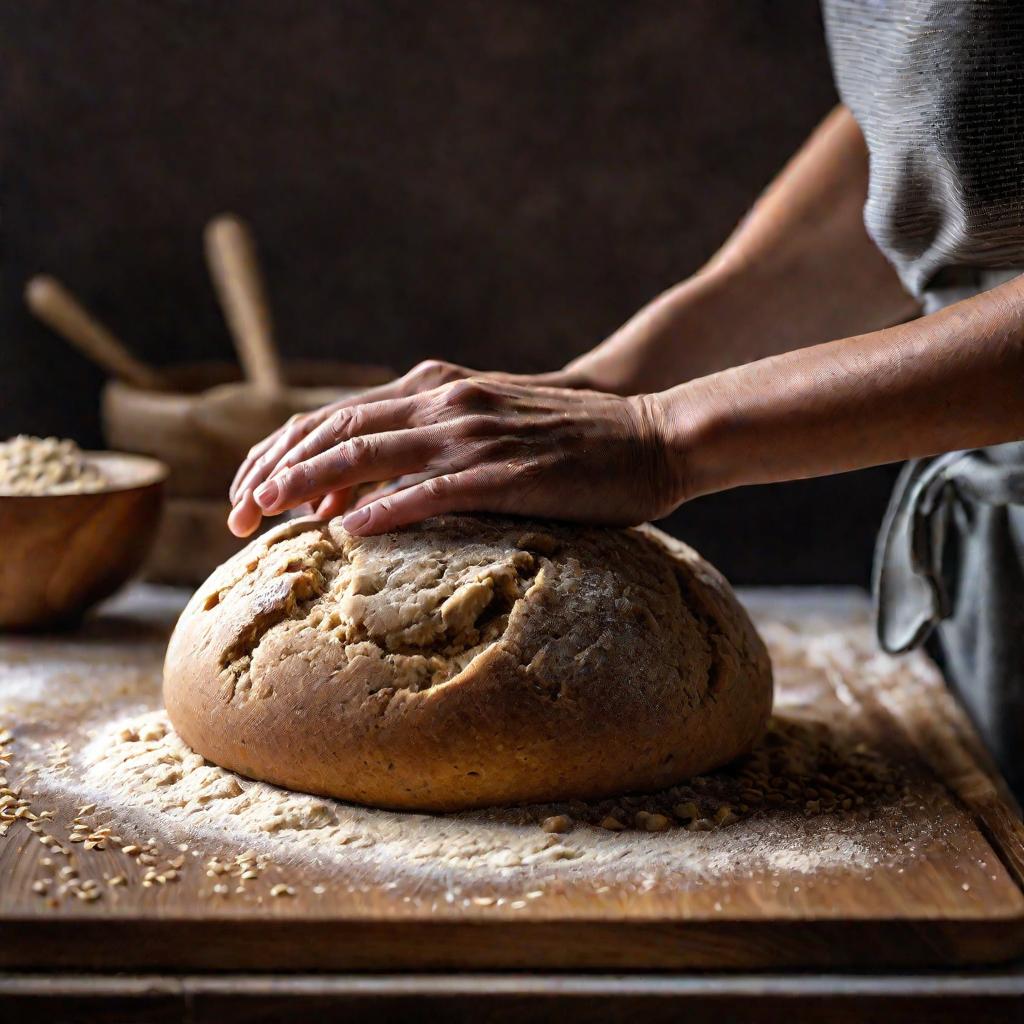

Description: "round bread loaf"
163 515 772 811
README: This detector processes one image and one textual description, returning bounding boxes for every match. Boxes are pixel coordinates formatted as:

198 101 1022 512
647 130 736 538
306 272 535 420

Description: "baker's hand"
228 359 584 536
227 377 682 537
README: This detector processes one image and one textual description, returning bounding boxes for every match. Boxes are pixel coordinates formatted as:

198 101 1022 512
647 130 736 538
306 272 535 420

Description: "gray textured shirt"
822 1 1024 795
823 0 1024 298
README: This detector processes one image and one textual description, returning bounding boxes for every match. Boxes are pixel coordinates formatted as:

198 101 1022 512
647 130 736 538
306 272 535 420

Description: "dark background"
0 0 902 585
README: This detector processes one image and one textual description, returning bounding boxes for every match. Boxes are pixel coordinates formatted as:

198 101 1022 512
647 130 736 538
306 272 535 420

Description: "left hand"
228 378 682 537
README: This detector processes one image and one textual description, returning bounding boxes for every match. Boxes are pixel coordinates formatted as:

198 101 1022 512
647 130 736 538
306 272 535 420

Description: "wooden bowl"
0 452 167 631
102 360 394 497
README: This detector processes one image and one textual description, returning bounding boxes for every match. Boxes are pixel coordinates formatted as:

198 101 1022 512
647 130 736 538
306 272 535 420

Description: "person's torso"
822 0 1024 297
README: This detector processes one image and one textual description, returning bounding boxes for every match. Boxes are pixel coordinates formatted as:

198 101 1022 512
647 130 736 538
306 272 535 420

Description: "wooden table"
3 968 1024 1023
2 585 1023 1020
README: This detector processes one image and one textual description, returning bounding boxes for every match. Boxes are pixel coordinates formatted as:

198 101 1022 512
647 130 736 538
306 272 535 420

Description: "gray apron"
874 270 1024 794
822 1 1024 794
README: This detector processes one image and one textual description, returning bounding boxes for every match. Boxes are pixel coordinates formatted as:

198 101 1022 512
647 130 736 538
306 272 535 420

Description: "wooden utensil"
204 213 287 393
24 275 164 390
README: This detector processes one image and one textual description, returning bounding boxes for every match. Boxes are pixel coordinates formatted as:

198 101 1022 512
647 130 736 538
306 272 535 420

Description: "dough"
163 515 772 811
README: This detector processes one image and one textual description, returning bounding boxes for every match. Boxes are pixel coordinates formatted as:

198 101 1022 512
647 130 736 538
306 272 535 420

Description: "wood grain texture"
0 585 1022 971
4 972 1024 1024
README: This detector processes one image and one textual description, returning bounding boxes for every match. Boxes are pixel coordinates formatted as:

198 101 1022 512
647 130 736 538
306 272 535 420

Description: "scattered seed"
540 814 572 834
635 811 670 832
714 805 738 827
674 802 700 821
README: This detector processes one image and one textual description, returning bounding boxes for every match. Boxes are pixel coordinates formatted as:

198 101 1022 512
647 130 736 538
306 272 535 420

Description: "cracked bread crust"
163 515 773 811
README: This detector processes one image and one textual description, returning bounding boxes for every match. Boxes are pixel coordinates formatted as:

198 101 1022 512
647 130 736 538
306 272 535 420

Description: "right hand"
228 359 584 536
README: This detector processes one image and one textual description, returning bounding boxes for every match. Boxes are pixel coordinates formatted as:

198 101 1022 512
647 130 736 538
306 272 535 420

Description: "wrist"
646 375 744 506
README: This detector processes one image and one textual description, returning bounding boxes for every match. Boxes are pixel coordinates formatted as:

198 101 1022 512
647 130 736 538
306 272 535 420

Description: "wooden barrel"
101 359 393 583
102 360 393 497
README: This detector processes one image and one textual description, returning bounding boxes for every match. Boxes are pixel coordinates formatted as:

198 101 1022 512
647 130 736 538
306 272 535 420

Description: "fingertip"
228 498 262 538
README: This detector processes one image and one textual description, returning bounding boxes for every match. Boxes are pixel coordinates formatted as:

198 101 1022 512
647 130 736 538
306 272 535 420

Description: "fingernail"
254 479 279 509
342 506 370 531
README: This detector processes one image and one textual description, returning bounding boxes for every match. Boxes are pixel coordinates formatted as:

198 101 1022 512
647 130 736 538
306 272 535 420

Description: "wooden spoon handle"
24 275 164 390
204 214 286 393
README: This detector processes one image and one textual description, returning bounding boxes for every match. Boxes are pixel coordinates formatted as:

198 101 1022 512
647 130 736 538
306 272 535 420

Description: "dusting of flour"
79 707 893 886
8 587 961 900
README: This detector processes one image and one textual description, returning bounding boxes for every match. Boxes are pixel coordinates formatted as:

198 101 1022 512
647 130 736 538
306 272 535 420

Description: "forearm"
668 274 1024 500
568 106 919 395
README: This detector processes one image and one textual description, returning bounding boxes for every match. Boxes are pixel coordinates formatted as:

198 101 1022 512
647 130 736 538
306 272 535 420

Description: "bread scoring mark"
215 526 546 704
217 539 340 704
311 550 541 694
201 521 331 623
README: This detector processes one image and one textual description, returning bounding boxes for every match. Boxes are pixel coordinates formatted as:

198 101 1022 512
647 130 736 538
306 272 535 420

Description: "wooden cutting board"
1 585 1023 972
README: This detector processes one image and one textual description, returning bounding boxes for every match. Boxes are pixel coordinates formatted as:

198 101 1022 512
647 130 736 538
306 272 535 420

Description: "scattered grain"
540 814 572 834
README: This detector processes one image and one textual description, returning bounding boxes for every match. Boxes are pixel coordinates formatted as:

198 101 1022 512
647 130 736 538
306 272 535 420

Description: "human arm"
670 272 1024 498
236 267 1024 536
564 105 919 393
